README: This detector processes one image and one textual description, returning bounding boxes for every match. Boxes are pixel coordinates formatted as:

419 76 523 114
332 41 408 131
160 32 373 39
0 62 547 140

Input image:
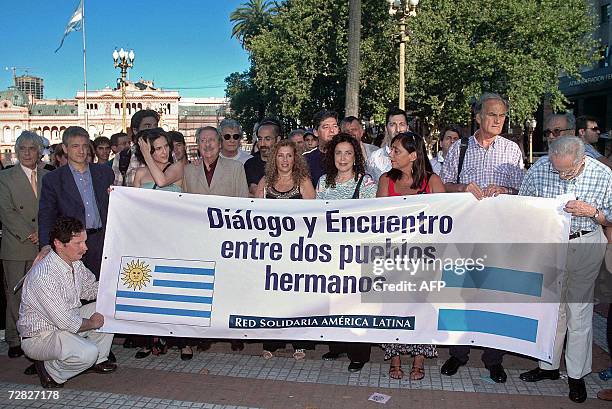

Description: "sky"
0 0 251 99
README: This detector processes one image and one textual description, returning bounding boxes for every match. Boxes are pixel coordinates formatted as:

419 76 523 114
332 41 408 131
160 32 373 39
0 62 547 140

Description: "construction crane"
4 66 35 82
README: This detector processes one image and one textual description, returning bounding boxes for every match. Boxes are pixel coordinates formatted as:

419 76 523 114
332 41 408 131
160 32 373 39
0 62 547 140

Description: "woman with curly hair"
315 133 377 371
255 139 315 199
316 133 377 200
378 131 445 381
255 139 314 360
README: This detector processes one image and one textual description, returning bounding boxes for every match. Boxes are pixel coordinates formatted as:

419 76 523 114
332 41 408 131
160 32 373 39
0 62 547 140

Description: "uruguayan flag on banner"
114 257 215 327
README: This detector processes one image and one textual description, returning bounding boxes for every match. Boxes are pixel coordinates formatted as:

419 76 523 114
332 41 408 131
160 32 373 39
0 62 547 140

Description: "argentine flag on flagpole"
55 0 84 52
114 257 216 327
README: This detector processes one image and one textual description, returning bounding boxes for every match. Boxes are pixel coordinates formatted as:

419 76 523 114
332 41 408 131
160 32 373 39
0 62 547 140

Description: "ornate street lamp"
388 0 419 110
113 48 135 133
526 118 537 166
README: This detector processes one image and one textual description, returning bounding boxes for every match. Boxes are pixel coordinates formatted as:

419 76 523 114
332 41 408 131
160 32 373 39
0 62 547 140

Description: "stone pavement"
0 307 610 409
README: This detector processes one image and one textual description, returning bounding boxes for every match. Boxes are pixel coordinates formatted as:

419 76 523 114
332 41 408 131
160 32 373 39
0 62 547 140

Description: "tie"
30 169 37 197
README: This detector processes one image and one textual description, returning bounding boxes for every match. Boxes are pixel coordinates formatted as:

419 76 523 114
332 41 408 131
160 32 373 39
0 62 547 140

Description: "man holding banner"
518 136 611 403
18 217 116 388
440 92 524 383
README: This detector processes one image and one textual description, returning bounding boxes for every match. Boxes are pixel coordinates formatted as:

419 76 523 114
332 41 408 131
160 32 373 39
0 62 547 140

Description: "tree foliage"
230 0 279 50
224 68 267 140
407 0 597 126
227 0 598 129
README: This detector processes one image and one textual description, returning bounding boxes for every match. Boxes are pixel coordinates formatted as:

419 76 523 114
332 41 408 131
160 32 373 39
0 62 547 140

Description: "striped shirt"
441 134 524 190
17 250 98 338
519 156 612 234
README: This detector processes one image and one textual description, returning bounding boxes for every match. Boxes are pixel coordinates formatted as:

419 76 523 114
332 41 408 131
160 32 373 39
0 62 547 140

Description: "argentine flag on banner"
114 257 215 327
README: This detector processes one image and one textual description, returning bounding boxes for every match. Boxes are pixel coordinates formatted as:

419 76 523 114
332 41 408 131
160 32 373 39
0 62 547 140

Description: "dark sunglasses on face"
585 126 600 132
544 128 572 137
223 133 241 141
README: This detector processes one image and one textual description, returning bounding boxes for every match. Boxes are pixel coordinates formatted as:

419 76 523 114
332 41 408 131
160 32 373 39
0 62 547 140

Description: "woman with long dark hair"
133 128 183 191
316 133 377 200
316 133 377 370
377 131 445 381
132 128 191 360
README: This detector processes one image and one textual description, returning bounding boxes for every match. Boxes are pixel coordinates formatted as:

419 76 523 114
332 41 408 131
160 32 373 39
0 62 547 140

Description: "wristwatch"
592 208 600 219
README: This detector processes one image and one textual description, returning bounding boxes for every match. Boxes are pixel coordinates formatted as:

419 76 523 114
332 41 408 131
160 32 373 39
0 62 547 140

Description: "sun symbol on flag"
121 260 152 290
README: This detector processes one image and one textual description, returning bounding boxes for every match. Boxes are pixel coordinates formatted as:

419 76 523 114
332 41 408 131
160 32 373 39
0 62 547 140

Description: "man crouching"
17 216 116 388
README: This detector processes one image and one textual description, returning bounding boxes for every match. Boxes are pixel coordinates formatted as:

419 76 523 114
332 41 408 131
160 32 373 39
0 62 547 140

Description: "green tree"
248 0 395 124
406 0 598 127
229 0 598 129
230 0 279 49
224 69 267 140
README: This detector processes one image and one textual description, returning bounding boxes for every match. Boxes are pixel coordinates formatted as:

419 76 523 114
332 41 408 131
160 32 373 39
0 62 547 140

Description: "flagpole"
82 0 88 132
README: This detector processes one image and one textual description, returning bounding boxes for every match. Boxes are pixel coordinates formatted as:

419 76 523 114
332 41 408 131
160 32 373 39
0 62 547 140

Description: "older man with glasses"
518 136 611 403
183 126 249 197
543 112 576 143
218 118 252 164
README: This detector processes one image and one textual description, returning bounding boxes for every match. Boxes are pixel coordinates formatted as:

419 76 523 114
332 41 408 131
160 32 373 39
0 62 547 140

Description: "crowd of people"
0 92 611 403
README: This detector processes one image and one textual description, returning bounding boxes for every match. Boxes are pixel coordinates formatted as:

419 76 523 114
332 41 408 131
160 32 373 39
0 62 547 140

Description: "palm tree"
230 0 277 49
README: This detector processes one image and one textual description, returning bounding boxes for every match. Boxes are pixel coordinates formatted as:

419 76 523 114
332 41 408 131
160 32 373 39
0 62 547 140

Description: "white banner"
97 187 570 362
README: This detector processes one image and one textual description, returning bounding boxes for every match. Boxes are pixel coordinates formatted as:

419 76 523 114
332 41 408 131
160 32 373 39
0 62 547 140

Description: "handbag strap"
351 174 366 199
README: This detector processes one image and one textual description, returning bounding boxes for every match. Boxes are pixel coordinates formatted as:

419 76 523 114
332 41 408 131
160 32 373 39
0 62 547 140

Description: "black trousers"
83 229 105 279
449 346 504 367
329 342 372 362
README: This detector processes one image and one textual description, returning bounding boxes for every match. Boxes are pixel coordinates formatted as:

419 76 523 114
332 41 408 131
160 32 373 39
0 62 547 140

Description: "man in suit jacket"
183 126 249 197
38 126 114 279
0 131 49 358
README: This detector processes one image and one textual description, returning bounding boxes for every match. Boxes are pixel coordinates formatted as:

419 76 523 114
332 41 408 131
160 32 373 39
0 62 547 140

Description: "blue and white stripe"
114 257 215 326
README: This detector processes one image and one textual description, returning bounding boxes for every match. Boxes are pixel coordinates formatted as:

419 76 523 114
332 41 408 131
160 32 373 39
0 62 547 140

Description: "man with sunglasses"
576 115 611 168
219 118 252 164
543 112 575 143
519 136 611 403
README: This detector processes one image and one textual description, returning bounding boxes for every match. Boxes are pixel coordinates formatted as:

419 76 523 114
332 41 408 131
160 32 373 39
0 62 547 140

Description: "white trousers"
539 229 606 378
21 302 114 384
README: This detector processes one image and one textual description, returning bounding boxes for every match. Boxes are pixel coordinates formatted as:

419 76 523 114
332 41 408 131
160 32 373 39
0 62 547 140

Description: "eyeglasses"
554 158 585 180
223 133 241 141
544 128 573 137
585 126 600 132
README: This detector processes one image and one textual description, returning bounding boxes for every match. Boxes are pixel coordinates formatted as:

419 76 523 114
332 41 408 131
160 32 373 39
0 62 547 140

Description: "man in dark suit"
0 131 49 358
38 126 114 279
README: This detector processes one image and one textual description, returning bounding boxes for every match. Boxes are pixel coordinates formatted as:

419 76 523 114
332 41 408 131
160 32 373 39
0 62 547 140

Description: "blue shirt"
584 143 603 159
69 163 102 229
519 156 612 234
